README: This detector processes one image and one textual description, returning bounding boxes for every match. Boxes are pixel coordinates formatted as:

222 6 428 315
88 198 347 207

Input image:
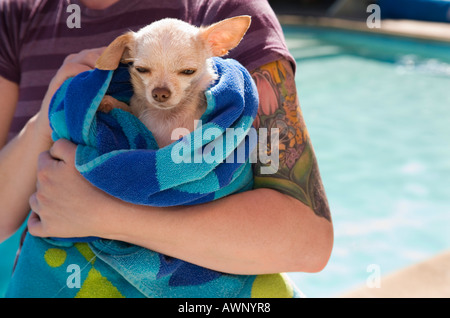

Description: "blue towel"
6 57 301 298
49 57 257 211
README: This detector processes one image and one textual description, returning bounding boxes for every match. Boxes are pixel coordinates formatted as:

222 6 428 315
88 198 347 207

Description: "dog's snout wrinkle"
152 87 171 102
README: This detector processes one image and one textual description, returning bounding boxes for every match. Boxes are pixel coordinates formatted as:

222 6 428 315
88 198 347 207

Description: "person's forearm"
0 48 105 242
100 187 333 275
0 116 52 241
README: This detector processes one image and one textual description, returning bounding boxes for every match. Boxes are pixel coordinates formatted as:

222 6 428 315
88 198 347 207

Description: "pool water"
283 26 450 297
1 25 450 298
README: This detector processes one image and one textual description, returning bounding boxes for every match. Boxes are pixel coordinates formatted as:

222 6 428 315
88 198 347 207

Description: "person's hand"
34 47 106 144
27 138 112 239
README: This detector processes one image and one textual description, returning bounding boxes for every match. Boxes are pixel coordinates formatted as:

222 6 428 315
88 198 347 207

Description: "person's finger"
65 47 106 69
57 62 92 80
27 211 44 237
84 47 107 68
36 150 55 176
28 192 39 215
49 139 77 163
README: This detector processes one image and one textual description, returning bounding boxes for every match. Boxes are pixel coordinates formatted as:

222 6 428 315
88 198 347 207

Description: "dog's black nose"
152 87 171 102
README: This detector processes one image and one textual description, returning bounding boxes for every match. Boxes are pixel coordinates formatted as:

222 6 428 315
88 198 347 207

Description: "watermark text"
366 4 381 29
66 4 81 29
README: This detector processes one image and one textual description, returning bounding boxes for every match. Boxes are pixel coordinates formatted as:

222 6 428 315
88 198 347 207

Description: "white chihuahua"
96 16 251 148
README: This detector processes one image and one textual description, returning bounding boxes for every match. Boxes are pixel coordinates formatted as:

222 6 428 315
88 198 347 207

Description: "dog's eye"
135 67 150 74
181 69 196 75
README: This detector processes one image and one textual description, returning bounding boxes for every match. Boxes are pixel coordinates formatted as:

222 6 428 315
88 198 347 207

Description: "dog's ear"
200 16 251 57
96 32 135 70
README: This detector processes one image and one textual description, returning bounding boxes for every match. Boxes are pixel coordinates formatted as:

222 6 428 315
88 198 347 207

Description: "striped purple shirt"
0 0 294 141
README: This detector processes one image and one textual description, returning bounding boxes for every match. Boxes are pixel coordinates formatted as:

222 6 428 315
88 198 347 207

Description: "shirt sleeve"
0 0 23 83
194 0 296 73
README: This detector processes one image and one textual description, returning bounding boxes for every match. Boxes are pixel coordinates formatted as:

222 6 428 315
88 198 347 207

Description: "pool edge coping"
277 15 450 44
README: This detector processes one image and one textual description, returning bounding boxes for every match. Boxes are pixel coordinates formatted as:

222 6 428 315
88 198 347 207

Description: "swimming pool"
283 25 450 297
1 24 449 298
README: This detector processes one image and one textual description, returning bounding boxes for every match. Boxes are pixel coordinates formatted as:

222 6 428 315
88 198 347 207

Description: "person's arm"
0 77 18 149
28 58 333 275
0 76 31 241
251 59 331 222
0 48 105 242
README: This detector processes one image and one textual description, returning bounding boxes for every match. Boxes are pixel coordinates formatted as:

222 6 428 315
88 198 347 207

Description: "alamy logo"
366 4 381 29
66 4 81 29
66 264 81 289
171 120 280 174
366 264 381 288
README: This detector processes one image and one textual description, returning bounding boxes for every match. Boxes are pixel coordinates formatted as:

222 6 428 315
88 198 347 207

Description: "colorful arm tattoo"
251 59 331 221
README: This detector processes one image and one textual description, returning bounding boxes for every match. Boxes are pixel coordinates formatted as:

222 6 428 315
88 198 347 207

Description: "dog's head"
96 16 251 110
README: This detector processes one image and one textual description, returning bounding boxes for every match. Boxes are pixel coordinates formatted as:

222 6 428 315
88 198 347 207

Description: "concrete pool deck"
341 250 450 298
276 13 450 298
